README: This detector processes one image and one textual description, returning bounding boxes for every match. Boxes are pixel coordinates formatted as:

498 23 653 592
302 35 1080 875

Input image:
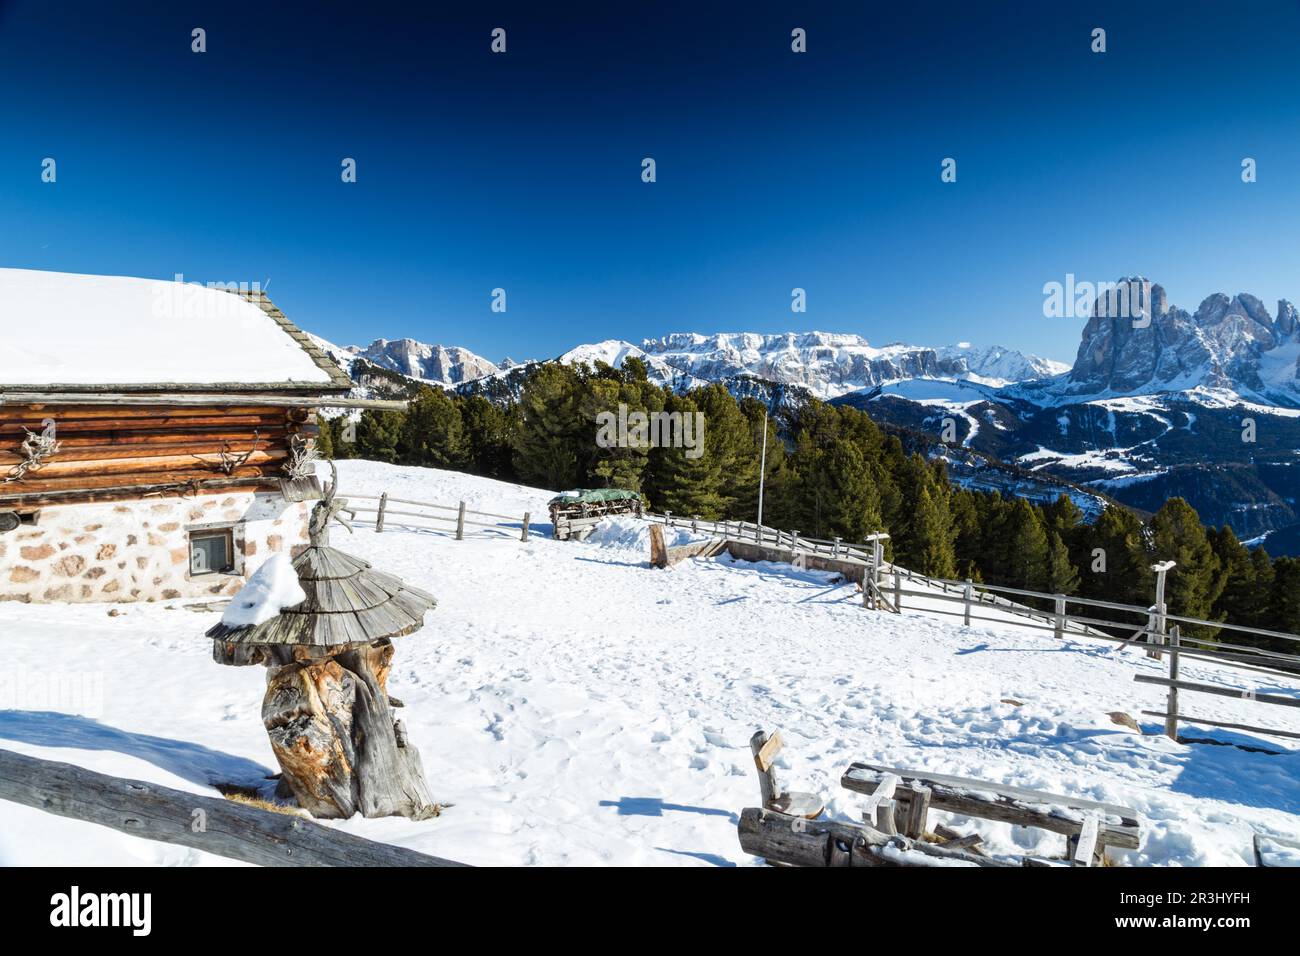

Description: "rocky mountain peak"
1066 279 1299 401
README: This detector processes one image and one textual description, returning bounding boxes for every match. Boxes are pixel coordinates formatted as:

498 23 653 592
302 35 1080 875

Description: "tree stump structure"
208 464 439 821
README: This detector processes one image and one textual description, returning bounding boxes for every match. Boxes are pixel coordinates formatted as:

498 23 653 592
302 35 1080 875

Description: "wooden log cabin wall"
0 267 397 605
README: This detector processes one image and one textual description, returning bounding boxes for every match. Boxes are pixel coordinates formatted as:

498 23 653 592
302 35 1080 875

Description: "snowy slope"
2 461 1298 867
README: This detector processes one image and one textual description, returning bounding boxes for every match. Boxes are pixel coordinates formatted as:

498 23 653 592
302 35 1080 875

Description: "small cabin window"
190 529 234 575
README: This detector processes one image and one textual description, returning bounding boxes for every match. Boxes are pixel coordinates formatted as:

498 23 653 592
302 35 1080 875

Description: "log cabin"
0 268 390 604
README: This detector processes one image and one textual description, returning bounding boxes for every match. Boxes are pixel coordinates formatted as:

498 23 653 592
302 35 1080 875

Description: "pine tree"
994 498 1051 591
398 386 469 469
695 384 759 517
910 484 957 578
819 438 883 543
893 453 954 576
1045 530 1080 595
644 393 724 517
1266 557 1300 635
1209 526 1267 631
949 488 982 568
461 395 517 480
355 409 404 463
314 415 335 459
1077 504 1151 611
1045 494 1086 567
582 378 651 491
1148 498 1225 633
513 363 586 491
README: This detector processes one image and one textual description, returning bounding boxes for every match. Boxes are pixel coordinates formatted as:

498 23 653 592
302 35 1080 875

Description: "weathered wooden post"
833 536 842 557
1165 625 1182 741
691 515 699 534
749 730 780 808
520 511 530 542
376 491 388 534
1053 594 1066 640
964 578 973 626
208 464 439 821
902 781 932 839
455 500 467 540
748 729 823 819
790 530 799 552
1147 561 1176 660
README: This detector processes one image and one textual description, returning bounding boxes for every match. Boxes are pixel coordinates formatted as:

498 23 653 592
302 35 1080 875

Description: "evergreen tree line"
317 358 1300 649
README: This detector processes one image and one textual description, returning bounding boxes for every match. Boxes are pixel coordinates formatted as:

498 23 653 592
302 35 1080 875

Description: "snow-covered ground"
2 460 1299 867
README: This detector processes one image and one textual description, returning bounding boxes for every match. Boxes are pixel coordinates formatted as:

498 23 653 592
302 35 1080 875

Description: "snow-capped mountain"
637 332 1065 398
309 334 500 388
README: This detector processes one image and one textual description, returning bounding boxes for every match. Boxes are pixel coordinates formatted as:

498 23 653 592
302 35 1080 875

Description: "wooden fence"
649 511 1300 745
347 493 531 542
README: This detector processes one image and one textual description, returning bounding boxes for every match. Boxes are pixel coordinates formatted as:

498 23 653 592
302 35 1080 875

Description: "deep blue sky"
2 1 1298 365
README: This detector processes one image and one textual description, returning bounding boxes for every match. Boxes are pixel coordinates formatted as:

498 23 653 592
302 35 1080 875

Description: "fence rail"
346 492 531 542
649 510 1300 744
0 748 465 867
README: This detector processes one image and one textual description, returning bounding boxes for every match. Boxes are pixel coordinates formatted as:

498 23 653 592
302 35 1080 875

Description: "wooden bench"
841 763 1141 865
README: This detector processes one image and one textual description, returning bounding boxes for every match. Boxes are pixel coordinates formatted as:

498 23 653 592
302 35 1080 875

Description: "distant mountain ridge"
305 281 1300 550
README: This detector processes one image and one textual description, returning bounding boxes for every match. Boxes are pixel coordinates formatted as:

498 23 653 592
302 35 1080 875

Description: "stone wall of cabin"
0 489 311 604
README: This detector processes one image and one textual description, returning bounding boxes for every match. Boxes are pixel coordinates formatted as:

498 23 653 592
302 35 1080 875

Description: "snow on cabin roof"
0 268 352 392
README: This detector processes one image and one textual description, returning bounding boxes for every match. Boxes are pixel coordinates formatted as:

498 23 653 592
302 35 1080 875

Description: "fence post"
692 515 699 534
1053 594 1065 640
790 530 799 552
964 578 973 627
894 568 902 611
1147 561 1176 660
520 511 530 542
456 500 466 541
833 536 841 558
1164 625 1181 742
376 492 388 534
665 510 672 527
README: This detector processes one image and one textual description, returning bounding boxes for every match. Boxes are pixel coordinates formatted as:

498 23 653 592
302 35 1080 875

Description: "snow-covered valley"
1 460 1298 867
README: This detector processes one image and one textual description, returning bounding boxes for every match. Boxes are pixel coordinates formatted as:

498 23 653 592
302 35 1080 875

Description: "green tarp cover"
548 488 642 505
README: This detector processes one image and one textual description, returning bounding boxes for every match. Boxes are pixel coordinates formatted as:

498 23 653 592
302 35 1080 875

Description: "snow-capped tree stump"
261 638 438 821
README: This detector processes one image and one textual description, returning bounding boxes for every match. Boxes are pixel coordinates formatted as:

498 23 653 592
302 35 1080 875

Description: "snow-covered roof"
0 268 351 392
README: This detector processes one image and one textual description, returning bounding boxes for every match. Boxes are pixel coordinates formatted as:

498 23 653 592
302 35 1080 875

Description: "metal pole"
757 409 768 529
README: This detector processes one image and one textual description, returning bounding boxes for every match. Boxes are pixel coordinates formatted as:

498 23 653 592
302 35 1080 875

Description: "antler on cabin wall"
192 429 264 477
3 426 62 483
